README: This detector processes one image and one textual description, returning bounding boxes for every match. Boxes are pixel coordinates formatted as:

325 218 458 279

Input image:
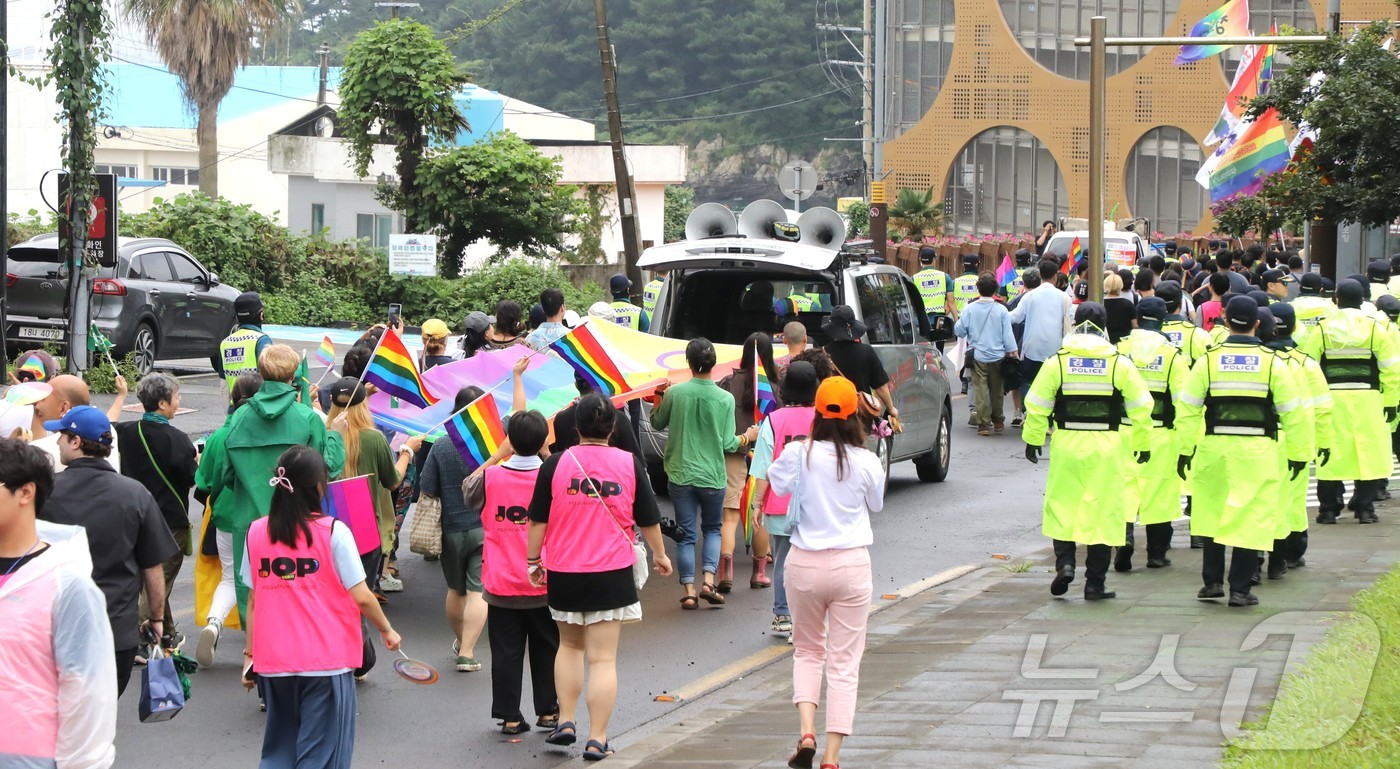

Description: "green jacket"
204 380 344 621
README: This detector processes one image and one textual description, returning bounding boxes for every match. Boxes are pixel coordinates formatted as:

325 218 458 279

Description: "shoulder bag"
565 449 650 589
828 358 885 419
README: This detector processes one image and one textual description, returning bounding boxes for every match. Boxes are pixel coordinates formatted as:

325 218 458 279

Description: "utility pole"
1307 0 1343 278
861 0 873 193
374 2 419 20
871 0 886 184
317 43 330 105
63 20 90 372
594 0 642 293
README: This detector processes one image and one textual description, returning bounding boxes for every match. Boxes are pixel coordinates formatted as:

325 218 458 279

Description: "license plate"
18 327 63 340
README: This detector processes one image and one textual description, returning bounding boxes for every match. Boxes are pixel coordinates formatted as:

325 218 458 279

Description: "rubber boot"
750 555 772 588
717 554 734 594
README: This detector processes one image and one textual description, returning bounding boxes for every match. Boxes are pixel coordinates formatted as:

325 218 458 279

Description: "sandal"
679 594 699 610
500 720 530 735
536 713 559 729
788 733 816 769
545 720 577 746
699 583 727 605
583 739 614 761
820 765 840 769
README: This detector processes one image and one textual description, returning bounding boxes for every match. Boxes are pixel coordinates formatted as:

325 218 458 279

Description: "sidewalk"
612 513 1398 769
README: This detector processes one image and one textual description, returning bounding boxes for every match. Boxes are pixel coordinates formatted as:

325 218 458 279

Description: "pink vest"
246 516 363 674
545 445 637 573
0 564 60 759
762 406 816 515
480 465 546 598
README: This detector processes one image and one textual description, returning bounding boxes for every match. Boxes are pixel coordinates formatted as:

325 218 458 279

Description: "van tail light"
5 274 15 288
93 278 127 296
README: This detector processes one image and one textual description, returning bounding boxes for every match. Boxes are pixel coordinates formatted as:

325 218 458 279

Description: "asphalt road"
103 363 1049 768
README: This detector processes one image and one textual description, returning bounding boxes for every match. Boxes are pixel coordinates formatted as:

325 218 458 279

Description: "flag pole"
314 366 339 388
354 328 390 396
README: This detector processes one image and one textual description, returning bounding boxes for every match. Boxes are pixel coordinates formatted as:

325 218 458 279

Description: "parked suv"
6 234 242 374
635 203 954 488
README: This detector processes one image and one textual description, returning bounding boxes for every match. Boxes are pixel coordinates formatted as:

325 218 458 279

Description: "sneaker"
993 420 1005 434
772 615 793 634
457 657 482 672
977 427 990 436
197 619 222 667
380 575 404 592
1010 412 1024 428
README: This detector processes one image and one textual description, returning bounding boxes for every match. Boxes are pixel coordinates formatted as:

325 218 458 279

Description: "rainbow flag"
1059 237 1084 276
314 335 336 367
755 364 778 423
1206 108 1291 203
444 394 505 472
1206 36 1275 146
739 475 756 549
548 323 628 397
994 254 1016 288
17 356 47 381
1175 0 1251 65
364 331 437 408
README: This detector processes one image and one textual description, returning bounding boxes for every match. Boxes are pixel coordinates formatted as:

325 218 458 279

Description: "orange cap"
815 376 858 420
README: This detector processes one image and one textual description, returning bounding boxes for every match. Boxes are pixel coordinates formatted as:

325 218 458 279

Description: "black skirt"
546 567 637 612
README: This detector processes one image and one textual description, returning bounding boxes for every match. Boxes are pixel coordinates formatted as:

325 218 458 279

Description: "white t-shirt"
32 433 121 473
767 440 884 551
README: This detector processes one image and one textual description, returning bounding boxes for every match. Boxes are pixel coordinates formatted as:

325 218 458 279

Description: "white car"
1043 230 1149 269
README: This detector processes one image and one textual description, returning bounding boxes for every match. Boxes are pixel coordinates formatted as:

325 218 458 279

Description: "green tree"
1249 23 1400 229
887 187 942 241
1211 193 1284 242
339 19 468 233
415 131 583 277
843 200 870 238
125 0 298 197
663 185 695 242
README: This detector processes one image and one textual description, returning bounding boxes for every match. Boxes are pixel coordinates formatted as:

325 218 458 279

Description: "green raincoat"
1296 308 1400 482
1177 339 1308 551
1117 329 1189 526
203 381 345 621
1024 333 1153 546
1267 342 1331 536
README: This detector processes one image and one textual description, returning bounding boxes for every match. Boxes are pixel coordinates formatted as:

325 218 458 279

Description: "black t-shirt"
0 543 51 584
823 341 890 395
1104 297 1137 344
527 449 660 612
40 458 180 649
114 420 198 532
548 404 641 458
421 354 456 371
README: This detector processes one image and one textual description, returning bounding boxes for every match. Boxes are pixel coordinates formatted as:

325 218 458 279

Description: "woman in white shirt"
767 376 885 769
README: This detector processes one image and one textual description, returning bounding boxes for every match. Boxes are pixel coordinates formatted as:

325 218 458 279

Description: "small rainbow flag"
444 394 505 472
363 331 437 408
17 356 47 381
314 335 336 367
755 364 778 423
1175 0 1251 65
548 323 629 397
1060 237 1084 276
739 475 756 549
994 254 1016 288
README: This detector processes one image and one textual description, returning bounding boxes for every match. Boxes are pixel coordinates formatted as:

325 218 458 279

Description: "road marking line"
652 561 982 703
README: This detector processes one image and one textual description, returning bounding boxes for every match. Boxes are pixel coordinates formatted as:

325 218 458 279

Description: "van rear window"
664 271 837 346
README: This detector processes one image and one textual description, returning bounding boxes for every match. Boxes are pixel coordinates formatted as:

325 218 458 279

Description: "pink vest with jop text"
546 445 637 573
762 406 816 515
480 465 546 597
247 516 362 674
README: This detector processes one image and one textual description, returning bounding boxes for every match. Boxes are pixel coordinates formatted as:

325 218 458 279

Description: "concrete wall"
286 175 398 241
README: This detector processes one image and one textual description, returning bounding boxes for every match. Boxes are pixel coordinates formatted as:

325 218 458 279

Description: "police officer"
1290 273 1336 340
217 292 272 394
1261 303 1331 575
1003 249 1033 304
1023 302 1153 601
1367 259 1394 303
608 273 650 332
1115 297 1187 571
1376 294 1400 503
952 255 981 315
642 270 666 316
1177 296 1309 607
913 246 954 328
1387 255 1400 299
1156 281 1214 367
1298 279 1400 524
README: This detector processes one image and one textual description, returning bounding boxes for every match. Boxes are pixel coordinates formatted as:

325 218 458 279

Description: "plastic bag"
139 646 186 722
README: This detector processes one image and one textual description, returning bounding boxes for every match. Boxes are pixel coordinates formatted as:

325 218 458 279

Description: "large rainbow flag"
1204 108 1291 203
445 394 505 472
1205 37 1275 146
363 331 438 408
1175 0 1251 65
549 323 630 397
1059 237 1084 276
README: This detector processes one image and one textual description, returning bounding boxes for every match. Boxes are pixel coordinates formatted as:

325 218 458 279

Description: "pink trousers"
786 545 872 736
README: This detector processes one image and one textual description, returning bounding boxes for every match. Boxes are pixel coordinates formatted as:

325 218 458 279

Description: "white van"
1043 230 1149 269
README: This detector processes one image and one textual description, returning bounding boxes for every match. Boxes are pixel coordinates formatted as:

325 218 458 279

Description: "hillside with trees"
271 0 866 208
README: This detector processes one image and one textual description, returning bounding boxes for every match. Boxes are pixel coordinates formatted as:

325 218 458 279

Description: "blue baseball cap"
43 405 113 445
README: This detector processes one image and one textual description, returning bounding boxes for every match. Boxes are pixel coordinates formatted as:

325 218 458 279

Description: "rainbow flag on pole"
738 475 756 549
1205 108 1292 203
314 335 336 367
1206 35 1275 146
363 331 438 408
444 394 505 472
548 323 629 397
1175 0 1251 65
755 364 778 423
1059 237 1084 276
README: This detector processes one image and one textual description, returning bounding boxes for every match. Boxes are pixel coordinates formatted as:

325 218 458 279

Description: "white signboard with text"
388 234 438 277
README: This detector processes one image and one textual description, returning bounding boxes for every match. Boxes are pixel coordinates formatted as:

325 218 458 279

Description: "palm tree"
126 0 300 198
887 186 943 241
